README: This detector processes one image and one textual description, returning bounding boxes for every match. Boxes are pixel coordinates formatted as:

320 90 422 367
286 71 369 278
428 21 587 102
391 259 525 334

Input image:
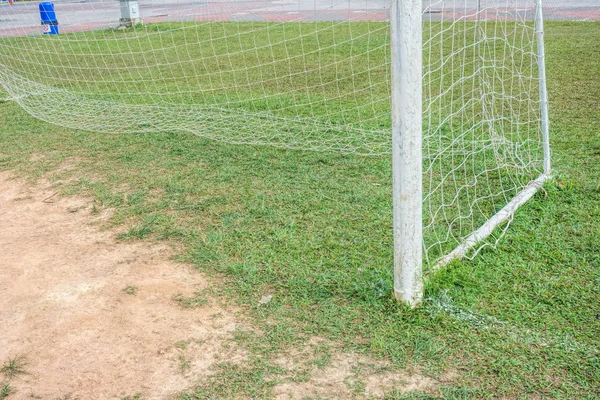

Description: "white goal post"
393 0 551 305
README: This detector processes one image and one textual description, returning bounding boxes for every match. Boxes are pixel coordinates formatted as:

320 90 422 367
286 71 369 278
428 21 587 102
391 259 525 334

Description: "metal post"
391 0 423 306
535 0 551 174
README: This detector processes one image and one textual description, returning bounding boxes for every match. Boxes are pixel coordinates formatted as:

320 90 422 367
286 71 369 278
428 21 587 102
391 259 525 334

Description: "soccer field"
0 21 598 398
0 19 549 267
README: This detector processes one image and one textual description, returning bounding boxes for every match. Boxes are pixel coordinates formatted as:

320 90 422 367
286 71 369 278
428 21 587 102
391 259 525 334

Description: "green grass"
120 394 143 400
123 285 138 295
172 291 209 309
0 383 11 400
0 21 598 398
1 20 544 260
178 353 192 375
0 355 27 399
0 355 27 379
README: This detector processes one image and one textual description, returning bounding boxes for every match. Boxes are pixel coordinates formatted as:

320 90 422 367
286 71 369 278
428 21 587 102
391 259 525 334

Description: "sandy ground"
0 170 453 399
0 171 245 399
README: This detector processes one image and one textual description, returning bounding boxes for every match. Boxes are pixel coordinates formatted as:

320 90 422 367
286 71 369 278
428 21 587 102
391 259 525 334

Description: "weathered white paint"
391 0 423 306
536 0 552 175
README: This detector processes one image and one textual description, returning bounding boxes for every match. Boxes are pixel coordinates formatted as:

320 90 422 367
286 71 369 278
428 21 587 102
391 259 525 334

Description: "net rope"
0 0 545 264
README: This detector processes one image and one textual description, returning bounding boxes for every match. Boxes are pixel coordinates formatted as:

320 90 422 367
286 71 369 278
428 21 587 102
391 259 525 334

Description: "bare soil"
0 171 450 399
0 172 244 399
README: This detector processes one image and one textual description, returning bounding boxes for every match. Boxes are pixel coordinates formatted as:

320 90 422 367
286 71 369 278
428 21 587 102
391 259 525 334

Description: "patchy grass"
179 361 276 399
0 383 11 400
0 355 27 399
172 291 209 309
174 340 189 351
122 285 138 295
177 354 192 375
1 355 27 379
120 394 143 400
0 22 598 398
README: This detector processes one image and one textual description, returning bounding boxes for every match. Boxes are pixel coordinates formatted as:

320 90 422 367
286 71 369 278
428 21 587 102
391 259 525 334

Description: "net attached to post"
0 0 546 266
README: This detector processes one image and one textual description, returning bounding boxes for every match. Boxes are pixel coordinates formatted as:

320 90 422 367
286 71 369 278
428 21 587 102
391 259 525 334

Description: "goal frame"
391 0 552 306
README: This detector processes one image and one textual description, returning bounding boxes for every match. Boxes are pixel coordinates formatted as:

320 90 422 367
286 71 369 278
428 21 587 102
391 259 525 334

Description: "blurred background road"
0 0 598 37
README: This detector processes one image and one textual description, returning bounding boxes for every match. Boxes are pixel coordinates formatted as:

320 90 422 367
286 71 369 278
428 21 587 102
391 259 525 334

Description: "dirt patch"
272 339 455 399
0 171 451 399
0 172 244 399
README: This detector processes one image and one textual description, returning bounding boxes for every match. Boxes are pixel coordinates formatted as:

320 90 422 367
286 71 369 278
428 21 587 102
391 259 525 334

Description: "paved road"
0 0 598 37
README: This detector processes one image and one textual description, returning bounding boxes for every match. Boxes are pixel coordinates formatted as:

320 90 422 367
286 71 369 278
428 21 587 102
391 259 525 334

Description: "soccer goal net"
0 0 550 304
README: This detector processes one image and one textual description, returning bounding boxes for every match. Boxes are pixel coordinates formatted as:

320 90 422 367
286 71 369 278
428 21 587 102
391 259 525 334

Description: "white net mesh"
422 1 544 262
0 0 545 265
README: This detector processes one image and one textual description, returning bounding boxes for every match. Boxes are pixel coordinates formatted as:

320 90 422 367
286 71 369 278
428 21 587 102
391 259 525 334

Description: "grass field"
1 20 546 263
0 21 599 398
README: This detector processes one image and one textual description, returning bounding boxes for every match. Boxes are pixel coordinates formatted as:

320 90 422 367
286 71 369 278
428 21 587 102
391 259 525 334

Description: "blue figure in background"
39 2 59 35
